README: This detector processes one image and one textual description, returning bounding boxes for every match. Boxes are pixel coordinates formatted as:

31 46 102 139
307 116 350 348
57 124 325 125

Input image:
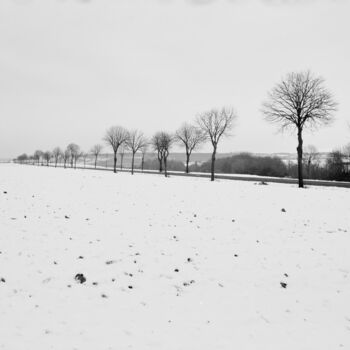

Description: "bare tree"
151 132 164 173
34 150 43 165
152 131 173 177
67 143 80 168
262 71 337 187
43 151 52 166
197 107 236 181
303 145 319 179
126 130 148 175
74 151 82 169
103 126 128 173
52 147 63 168
91 144 103 169
63 148 70 168
140 144 148 172
119 144 126 170
176 123 205 173
82 152 89 168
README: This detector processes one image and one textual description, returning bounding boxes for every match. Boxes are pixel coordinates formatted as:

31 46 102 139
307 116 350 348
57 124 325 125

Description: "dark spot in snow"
280 282 287 289
92 282 98 286
78 256 84 259
174 268 179 272
1 277 6 283
187 258 192 262
3 191 7 194
53 261 57 265
281 208 286 213
75 273 86 284
101 294 108 298
194 214 197 218
65 215 70 219
67 284 71 288
128 285 133 289
284 273 289 277
234 254 238 257
105 260 115 265
111 278 116 282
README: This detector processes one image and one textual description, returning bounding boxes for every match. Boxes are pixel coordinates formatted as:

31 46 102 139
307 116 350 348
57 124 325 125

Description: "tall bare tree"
43 151 52 166
63 149 70 168
197 107 236 181
303 145 319 179
176 123 205 173
67 143 80 168
152 131 173 177
34 150 43 165
103 126 128 173
151 132 164 173
52 147 63 168
91 144 103 169
82 152 89 168
262 71 337 187
126 130 148 175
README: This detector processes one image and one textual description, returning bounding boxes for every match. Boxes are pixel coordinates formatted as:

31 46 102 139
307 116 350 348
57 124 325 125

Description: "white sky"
0 0 349 158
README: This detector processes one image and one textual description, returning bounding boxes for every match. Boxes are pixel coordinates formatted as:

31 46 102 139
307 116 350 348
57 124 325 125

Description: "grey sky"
0 0 349 158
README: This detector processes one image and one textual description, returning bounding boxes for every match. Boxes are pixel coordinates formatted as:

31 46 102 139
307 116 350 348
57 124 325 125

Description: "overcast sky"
0 0 349 158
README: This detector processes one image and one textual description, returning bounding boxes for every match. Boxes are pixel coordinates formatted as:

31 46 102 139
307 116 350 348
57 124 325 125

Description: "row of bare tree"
18 107 236 181
17 70 341 187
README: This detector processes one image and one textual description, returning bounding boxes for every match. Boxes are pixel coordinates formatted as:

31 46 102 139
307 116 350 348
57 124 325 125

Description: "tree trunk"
158 153 163 172
95 156 97 169
186 152 190 174
211 146 217 181
55 159 57 168
297 128 304 188
164 156 168 177
131 152 135 175
113 152 117 173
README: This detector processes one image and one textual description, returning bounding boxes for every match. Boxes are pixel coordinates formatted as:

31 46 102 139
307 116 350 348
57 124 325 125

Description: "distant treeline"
142 152 350 181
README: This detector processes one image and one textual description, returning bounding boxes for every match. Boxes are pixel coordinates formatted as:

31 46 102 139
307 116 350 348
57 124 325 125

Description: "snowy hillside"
0 164 349 350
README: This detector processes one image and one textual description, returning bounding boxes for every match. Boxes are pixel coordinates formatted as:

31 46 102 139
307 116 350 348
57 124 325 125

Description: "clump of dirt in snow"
75 273 86 284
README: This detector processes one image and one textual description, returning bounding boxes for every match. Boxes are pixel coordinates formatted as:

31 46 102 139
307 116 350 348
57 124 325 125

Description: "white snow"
0 164 349 350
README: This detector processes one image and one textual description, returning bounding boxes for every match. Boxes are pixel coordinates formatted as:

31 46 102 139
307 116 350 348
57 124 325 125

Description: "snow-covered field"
0 164 349 350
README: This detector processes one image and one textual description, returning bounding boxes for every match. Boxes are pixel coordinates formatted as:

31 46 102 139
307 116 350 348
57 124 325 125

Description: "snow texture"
0 164 349 350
